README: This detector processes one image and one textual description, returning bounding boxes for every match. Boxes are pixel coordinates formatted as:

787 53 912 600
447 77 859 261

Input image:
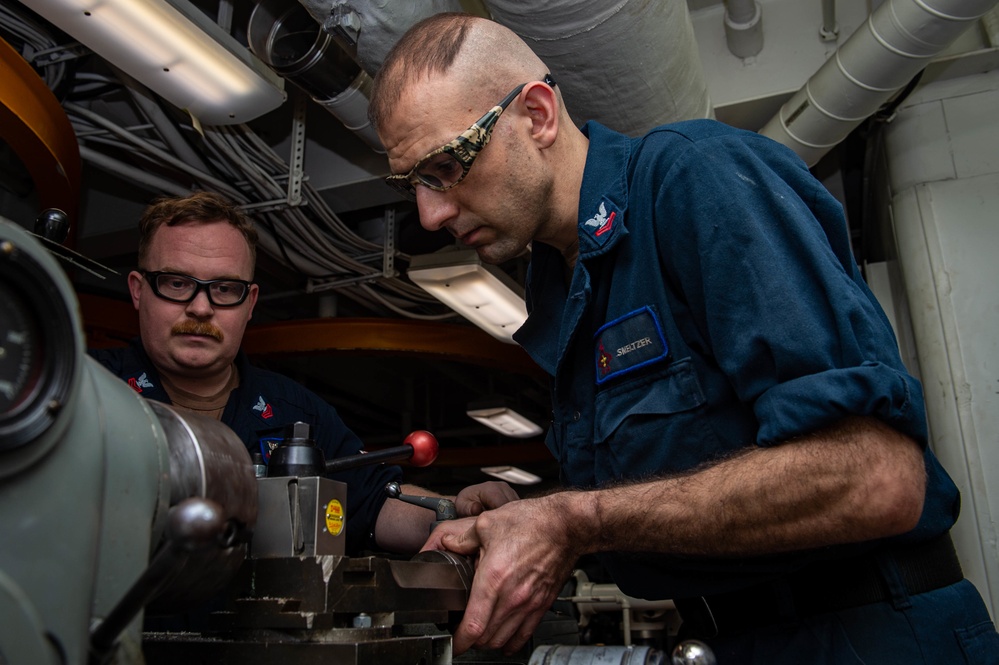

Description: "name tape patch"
594 306 669 384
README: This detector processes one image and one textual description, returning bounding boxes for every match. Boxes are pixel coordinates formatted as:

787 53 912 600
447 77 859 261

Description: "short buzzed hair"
368 12 474 132
136 191 258 272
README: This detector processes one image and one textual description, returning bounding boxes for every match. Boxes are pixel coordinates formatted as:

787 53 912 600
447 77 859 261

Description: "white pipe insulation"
760 0 999 166
724 0 764 58
483 0 712 136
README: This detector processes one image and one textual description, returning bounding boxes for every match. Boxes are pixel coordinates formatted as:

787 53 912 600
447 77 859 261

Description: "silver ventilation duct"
482 0 712 135
249 0 383 151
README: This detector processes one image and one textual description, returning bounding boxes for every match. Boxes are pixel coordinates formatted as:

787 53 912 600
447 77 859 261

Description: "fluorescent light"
408 250 527 344
21 0 286 125
481 466 542 485
467 406 543 439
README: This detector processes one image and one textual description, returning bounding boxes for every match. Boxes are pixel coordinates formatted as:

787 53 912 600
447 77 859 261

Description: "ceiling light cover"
21 0 286 125
467 406 543 439
408 250 527 344
481 466 542 485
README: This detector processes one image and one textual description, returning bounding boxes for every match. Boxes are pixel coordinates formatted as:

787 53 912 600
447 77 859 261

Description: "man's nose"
415 187 459 233
185 287 215 316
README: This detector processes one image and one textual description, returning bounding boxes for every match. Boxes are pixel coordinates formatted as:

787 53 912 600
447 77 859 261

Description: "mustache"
172 320 224 342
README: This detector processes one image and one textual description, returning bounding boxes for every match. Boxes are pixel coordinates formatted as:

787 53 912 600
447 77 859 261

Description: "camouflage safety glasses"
385 73 557 200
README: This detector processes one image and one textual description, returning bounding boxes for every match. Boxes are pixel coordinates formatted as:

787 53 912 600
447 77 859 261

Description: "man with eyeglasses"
367 12 997 664
89 191 516 561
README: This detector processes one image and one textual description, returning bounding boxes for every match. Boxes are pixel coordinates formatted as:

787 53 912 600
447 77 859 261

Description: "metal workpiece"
150 401 258 520
144 402 258 614
529 644 665 665
528 641 716 665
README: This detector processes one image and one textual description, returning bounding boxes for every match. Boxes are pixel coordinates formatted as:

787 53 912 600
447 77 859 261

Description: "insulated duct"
760 0 999 166
249 0 382 151
483 0 712 136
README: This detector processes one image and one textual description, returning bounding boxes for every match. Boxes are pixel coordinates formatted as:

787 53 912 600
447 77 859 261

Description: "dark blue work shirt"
514 120 960 599
90 339 400 554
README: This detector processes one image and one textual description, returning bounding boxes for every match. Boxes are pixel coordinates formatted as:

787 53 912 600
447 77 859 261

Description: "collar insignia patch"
253 396 274 420
582 198 621 247
583 201 615 235
594 306 669 384
127 372 154 394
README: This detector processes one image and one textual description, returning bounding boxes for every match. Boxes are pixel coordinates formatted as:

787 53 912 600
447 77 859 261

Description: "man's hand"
424 495 581 656
421 515 476 553
454 481 519 516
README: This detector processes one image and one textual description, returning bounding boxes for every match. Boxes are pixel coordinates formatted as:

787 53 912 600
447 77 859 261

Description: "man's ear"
127 270 143 310
521 79 559 149
246 282 259 321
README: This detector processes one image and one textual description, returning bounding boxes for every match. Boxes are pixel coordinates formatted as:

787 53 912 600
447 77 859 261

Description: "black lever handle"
384 481 458 530
325 430 438 473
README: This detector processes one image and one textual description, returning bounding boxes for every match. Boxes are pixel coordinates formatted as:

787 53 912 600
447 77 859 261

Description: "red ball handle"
404 430 439 467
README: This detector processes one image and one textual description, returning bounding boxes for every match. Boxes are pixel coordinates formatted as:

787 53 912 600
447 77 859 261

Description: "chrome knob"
671 640 717 665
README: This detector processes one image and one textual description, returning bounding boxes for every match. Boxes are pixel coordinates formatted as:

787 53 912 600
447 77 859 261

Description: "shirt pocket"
593 358 714 482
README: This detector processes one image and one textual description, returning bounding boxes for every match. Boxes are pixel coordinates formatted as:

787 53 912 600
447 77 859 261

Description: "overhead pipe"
249 0 384 151
483 0 712 136
760 0 999 166
724 0 765 58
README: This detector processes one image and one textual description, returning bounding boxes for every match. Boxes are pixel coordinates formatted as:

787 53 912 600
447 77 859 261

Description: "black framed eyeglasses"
142 271 252 307
385 73 557 200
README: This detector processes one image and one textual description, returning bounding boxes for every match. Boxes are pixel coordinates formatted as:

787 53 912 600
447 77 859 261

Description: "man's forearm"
559 416 927 558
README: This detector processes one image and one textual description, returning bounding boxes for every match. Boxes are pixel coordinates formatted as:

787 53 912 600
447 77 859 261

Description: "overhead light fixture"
21 0 286 125
408 249 527 344
481 466 542 486
467 404 543 439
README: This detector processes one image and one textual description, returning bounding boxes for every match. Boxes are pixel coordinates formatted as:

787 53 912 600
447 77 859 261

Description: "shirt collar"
577 121 632 258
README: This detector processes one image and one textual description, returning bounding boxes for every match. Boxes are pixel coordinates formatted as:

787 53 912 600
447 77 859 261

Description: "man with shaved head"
370 12 996 665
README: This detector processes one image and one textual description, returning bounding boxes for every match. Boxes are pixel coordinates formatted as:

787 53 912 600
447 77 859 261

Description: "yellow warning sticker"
325 499 344 536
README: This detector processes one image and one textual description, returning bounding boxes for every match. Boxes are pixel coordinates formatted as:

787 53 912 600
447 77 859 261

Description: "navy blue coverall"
514 120 998 663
